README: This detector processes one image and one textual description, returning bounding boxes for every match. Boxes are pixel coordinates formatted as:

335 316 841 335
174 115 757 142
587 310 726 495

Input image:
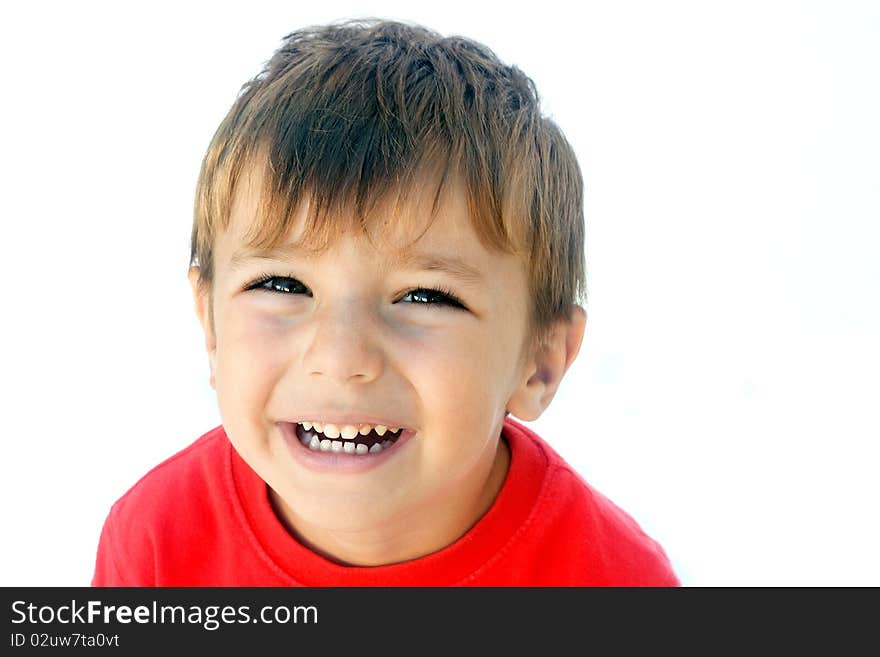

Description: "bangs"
199 134 524 266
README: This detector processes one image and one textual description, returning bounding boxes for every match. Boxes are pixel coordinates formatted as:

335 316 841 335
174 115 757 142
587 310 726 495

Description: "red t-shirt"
92 418 679 586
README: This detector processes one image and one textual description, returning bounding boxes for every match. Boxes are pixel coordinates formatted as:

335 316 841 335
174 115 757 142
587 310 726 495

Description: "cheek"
213 306 293 423
398 324 510 427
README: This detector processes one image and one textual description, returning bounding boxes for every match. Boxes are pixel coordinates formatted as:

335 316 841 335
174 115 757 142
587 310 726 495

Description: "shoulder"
505 420 680 586
546 464 679 585
93 426 232 585
111 425 230 513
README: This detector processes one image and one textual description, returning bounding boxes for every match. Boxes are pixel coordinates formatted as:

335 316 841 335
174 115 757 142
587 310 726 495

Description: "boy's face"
193 168 542 564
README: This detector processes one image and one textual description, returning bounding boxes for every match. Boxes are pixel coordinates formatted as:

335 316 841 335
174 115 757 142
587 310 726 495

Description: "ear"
506 306 587 422
188 267 217 390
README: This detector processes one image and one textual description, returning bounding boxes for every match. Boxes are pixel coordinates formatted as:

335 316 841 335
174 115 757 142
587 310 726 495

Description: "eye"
399 286 466 309
246 275 312 296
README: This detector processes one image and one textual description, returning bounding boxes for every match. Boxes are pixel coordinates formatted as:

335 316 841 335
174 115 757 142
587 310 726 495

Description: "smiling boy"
92 19 678 585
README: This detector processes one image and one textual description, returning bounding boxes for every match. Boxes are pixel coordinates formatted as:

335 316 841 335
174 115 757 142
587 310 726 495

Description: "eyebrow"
389 251 484 286
229 245 485 286
229 244 308 271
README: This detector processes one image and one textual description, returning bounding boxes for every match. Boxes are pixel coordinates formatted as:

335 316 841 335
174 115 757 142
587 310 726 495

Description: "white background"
1 0 877 586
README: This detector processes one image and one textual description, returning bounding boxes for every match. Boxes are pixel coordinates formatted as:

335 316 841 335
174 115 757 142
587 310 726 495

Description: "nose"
301 304 384 383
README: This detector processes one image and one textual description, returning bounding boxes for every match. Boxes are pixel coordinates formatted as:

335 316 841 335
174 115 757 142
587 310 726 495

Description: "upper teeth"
300 422 400 437
298 421 402 456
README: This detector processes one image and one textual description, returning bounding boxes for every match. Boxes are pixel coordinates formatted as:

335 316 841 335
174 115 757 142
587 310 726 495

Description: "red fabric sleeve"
92 509 127 586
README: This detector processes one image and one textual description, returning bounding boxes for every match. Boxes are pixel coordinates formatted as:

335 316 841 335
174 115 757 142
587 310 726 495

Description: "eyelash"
244 274 467 310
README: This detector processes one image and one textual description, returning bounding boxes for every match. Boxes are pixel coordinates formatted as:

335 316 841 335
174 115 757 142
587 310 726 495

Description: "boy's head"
188 19 587 565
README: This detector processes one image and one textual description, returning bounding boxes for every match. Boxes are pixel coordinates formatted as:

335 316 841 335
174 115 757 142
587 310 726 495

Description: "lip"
276 421 417 474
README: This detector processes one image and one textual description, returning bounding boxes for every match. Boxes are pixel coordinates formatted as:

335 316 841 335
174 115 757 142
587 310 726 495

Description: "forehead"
219 163 510 268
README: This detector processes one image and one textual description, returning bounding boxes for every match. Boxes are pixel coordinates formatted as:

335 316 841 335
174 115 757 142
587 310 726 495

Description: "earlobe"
506 306 587 422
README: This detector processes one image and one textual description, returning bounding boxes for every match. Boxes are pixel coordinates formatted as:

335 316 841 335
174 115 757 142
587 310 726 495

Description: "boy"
92 19 678 586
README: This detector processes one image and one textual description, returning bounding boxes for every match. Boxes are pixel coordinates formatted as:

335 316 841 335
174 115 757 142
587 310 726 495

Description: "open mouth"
294 421 405 455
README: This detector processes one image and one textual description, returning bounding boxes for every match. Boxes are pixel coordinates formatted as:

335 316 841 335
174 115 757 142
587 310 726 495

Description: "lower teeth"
298 427 398 455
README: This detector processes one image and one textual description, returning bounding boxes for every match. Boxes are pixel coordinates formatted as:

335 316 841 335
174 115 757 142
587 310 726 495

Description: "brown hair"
191 18 585 351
